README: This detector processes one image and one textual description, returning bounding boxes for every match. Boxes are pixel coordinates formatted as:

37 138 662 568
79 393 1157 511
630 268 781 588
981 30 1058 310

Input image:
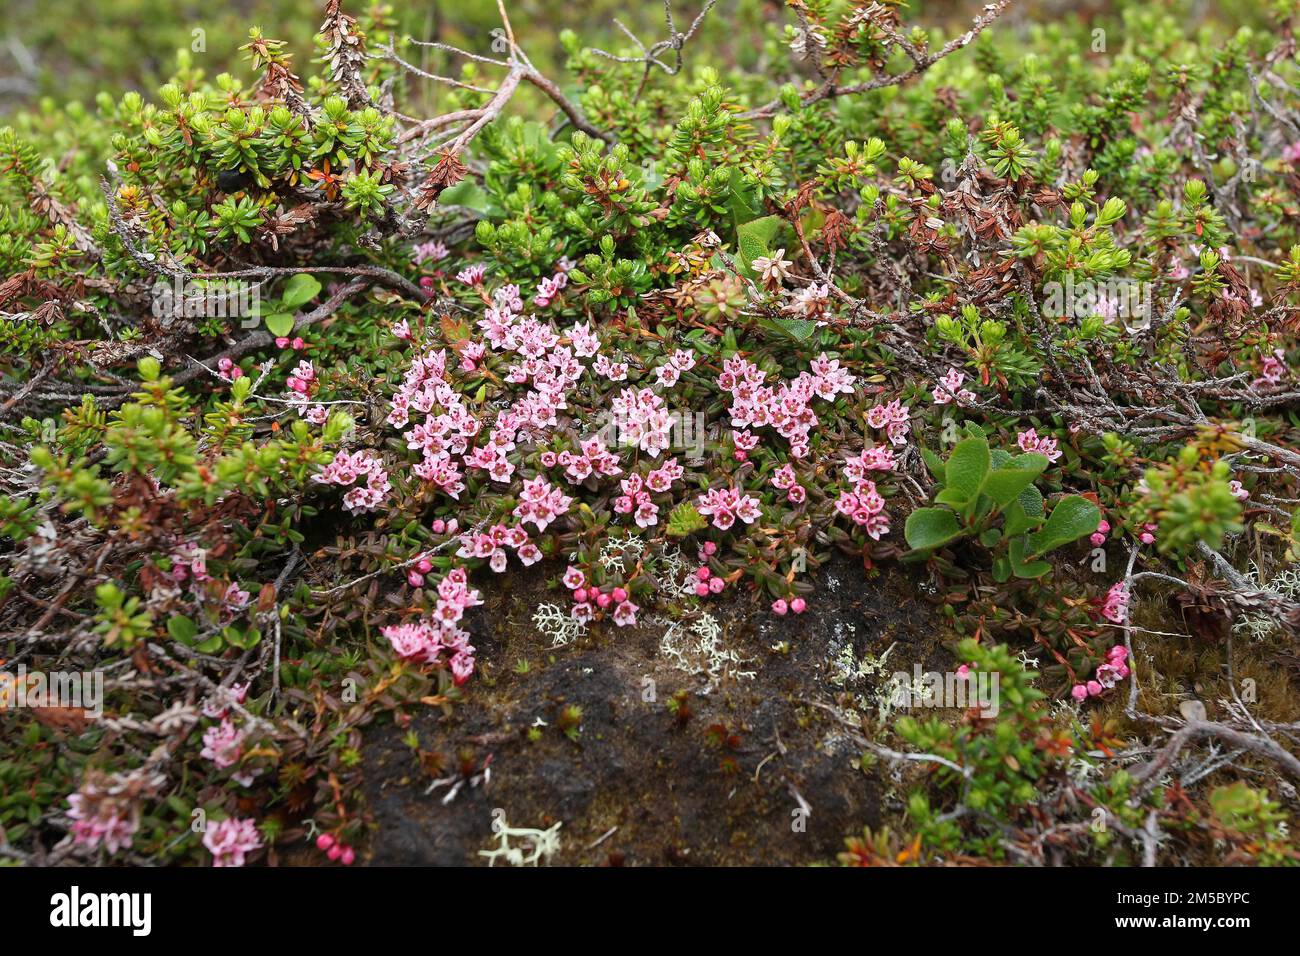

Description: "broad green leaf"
736 215 782 278
943 437 991 503
983 453 1048 507
280 273 321 310
437 180 497 216
1009 537 1051 578
904 507 964 550
166 614 197 644
265 312 295 337
920 446 946 484
1026 495 1101 557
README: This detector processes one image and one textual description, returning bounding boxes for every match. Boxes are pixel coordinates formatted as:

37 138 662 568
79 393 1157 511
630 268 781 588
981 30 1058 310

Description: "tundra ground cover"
2 0 1300 867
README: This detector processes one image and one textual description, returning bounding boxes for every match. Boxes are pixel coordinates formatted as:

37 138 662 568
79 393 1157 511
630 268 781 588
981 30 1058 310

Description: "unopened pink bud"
292 337 305 350
612 587 628 603
703 542 717 556
790 597 806 614
772 599 788 616
695 582 711 597
1071 684 1088 702
316 833 336 851
574 588 588 603
595 592 612 609
417 558 433 574
696 566 711 581
276 337 290 348
327 844 343 861
708 576 724 594
407 570 425 588
1086 680 1103 697
432 519 446 533
340 846 355 866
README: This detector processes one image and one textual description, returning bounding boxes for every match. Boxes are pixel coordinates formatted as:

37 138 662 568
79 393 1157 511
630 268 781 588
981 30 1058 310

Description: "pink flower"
771 599 789 616
1101 581 1129 624
201 718 245 770
932 368 975 405
696 486 762 530
612 599 639 627
203 817 263 867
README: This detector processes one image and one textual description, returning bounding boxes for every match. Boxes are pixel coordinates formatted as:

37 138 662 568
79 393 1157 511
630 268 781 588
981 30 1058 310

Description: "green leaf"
920 447 946 484
904 507 964 550
438 180 499 217
280 273 321 310
1008 537 1051 578
1026 495 1101 556
943 437 991 503
763 316 818 341
166 614 197 644
265 312 295 337
735 215 782 278
983 453 1048 507
666 501 708 538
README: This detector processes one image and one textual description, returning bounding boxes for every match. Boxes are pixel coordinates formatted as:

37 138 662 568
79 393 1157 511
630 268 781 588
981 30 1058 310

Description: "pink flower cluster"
718 353 854 460
316 832 356 865
771 596 807 615
67 773 143 855
1071 645 1130 701
654 349 697 387
1254 348 1288 388
414 239 449 264
216 356 245 382
696 485 762 531
932 367 975 405
835 449 894 539
454 523 543 572
562 566 639 626
533 268 569 308
313 450 391 514
457 264 487 286
381 569 481 684
553 435 623 484
692 564 727 597
615 458 685 527
202 680 249 719
609 387 674 456
512 476 574 532
201 717 245 770
203 817 262 867
1090 519 1111 547
865 399 911 446
287 360 316 394
390 348 476 498
771 462 806 504
1016 427 1062 462
1100 581 1129 624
